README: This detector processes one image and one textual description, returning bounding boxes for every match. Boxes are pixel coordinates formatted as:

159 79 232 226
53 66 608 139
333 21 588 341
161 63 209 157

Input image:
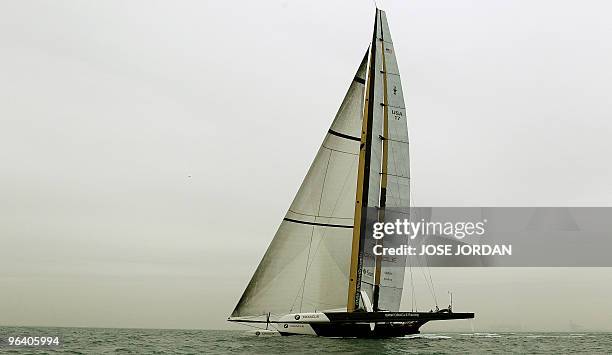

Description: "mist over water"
2 0 612 336
1 327 611 354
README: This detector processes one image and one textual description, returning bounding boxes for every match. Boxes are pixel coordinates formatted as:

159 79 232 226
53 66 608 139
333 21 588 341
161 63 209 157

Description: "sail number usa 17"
392 109 403 120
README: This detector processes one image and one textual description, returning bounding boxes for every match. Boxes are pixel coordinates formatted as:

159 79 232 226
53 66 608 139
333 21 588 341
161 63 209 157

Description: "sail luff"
346 9 379 312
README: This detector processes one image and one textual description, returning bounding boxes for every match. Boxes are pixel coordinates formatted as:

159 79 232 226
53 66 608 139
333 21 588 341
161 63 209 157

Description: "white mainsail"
375 10 410 312
230 9 410 321
351 9 409 313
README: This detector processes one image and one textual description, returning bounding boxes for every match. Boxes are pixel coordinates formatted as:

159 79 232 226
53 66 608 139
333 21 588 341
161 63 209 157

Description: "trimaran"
228 8 474 337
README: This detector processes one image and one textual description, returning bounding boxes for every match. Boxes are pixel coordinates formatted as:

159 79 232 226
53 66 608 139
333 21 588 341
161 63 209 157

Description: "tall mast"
347 9 379 312
372 10 390 311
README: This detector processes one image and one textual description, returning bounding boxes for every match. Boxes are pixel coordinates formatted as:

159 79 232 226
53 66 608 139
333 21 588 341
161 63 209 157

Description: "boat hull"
279 321 423 338
229 311 473 338
272 311 474 338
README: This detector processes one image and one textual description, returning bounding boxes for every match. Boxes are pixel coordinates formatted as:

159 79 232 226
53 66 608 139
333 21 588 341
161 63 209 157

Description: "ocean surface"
1 327 611 354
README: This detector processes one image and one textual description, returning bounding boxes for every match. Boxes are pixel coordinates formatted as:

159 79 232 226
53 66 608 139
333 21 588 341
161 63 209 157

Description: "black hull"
311 322 424 338
281 312 473 338
232 311 474 338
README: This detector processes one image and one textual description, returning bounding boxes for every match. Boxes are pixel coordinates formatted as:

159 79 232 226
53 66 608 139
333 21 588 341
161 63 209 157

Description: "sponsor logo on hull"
278 323 317 335
278 312 330 324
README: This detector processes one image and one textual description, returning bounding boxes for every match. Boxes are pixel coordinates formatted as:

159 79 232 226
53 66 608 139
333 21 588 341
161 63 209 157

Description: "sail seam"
288 209 353 220
378 135 409 144
378 285 404 290
322 144 359 155
379 172 410 178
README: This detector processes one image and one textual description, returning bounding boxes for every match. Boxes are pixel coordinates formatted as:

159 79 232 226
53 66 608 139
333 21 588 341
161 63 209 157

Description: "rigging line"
416 251 438 306
298 226 315 312
300 155 358 263
297 150 332 312
317 151 333 217
402 152 416 311
428 268 437 305
410 180 416 207
406 152 437 306
408 252 416 311
291 152 338 312
416 255 434 303
412 233 438 307
422 242 438 306
293 155 359 309
426 263 438 306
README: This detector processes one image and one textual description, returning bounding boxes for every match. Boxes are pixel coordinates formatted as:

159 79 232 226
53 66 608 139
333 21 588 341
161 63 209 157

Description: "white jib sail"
230 54 368 321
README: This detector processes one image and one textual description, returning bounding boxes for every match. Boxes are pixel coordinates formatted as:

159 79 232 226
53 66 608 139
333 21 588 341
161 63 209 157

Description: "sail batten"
282 217 353 229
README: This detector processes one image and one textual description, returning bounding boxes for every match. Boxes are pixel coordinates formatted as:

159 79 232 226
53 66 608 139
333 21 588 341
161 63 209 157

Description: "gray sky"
1 0 611 331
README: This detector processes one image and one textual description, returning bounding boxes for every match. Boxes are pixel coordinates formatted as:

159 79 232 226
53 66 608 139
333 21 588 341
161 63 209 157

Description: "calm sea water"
1 327 611 354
